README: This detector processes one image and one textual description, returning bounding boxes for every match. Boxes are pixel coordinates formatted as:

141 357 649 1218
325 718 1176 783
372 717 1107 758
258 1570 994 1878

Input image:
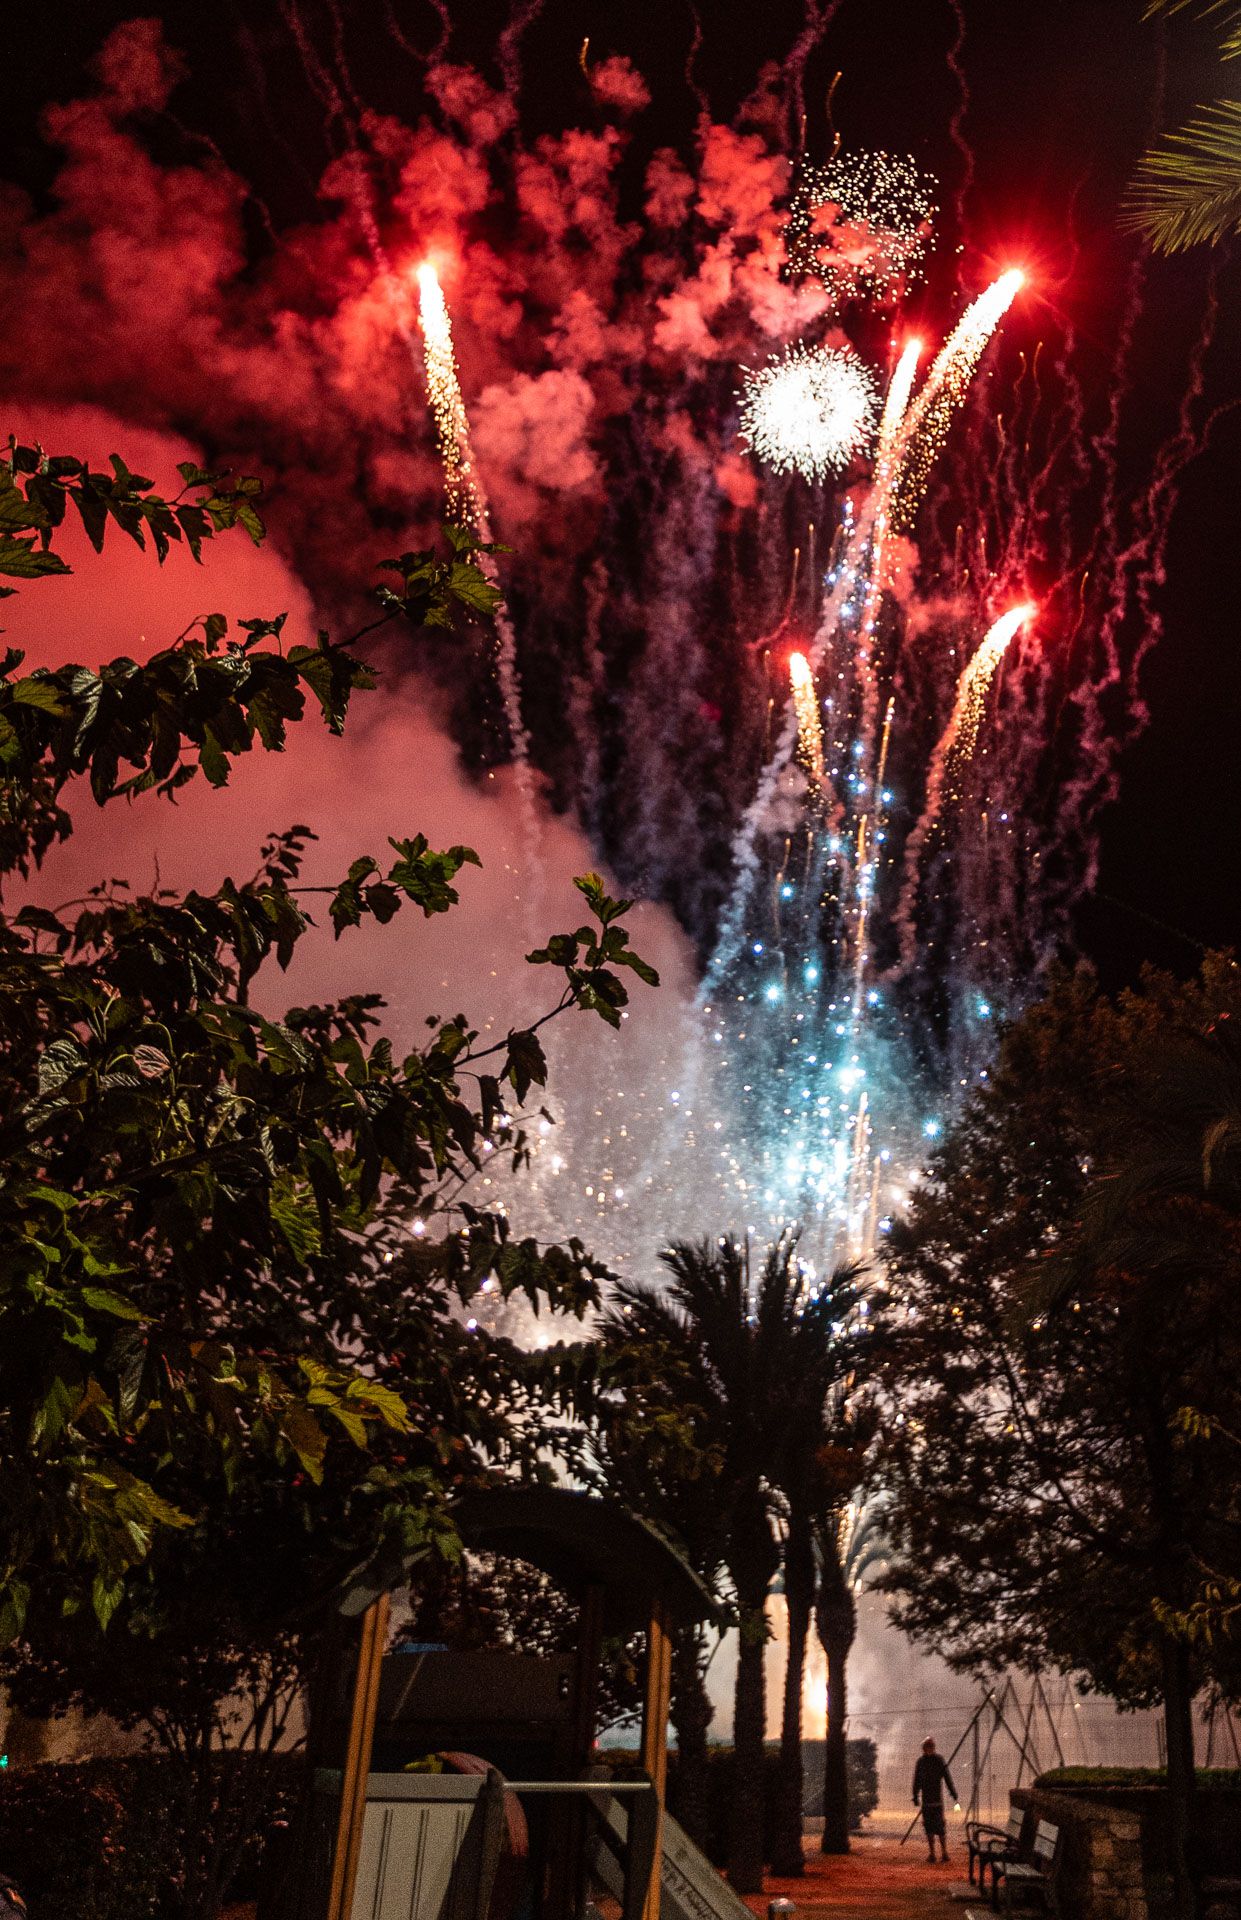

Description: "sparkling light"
414 259 535 795
893 269 1025 519
789 650 825 788
739 344 879 480
415 261 482 527
941 602 1037 771
786 151 939 298
894 603 1037 975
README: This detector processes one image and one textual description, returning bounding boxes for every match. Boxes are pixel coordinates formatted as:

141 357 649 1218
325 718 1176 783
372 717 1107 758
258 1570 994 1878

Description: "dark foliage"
0 443 658 1920
875 957 1241 1920
0 1755 300 1920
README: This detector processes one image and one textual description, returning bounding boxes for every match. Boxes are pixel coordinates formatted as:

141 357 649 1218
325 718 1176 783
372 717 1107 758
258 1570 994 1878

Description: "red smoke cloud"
0 16 863 625
0 399 693 1094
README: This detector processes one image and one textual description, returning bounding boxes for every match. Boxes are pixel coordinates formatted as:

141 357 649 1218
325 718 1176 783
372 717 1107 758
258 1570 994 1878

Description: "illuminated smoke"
1 18 1203 1298
739 344 879 480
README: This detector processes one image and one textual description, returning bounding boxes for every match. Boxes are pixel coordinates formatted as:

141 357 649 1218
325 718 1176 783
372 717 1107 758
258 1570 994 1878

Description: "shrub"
0 1756 300 1919
1037 1767 1241 1791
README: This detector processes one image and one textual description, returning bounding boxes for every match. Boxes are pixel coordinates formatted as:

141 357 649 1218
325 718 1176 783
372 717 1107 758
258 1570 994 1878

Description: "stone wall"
1012 1784 1148 1920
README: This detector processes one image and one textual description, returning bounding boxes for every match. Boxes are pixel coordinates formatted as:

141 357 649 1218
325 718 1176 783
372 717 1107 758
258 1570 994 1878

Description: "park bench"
967 1807 1024 1893
991 1818 1063 1914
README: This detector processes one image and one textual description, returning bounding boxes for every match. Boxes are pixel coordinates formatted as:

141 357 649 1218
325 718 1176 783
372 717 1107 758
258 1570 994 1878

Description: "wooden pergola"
324 1486 714 1920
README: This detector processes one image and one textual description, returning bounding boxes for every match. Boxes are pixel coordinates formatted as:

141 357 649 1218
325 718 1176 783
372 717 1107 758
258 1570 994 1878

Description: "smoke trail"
381 0 433 65
498 0 547 96
683 1 711 120
782 0 848 140
943 0 976 260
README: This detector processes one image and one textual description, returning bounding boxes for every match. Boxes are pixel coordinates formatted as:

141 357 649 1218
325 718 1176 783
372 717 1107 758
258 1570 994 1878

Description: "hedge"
0 1755 299 1919
1036 1767 1241 1791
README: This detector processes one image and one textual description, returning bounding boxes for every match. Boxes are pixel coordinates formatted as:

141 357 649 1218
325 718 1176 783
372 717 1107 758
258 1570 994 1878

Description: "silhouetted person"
912 1736 958 1863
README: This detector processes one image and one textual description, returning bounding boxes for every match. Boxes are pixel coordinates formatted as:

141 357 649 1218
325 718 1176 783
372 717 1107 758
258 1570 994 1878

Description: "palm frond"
1143 0 1241 57
1123 98 1241 250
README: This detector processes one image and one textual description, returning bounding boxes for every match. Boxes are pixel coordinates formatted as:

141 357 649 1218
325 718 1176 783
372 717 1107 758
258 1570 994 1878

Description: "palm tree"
815 1496 888 1853
602 1233 850 1894
767 1268 867 1877
1125 3 1241 250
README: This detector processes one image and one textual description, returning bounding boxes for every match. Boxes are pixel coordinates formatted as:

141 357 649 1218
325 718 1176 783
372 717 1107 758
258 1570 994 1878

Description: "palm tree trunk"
670 1626 713 1852
728 1591 769 1894
816 1543 856 1855
1160 1632 1197 1920
771 1516 814 1875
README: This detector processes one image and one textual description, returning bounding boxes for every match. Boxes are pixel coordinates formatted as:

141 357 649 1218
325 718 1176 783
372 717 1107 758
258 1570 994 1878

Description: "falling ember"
892 268 1025 520
739 344 879 481
415 261 482 528
942 601 1037 768
789 650 825 789
894 602 1037 973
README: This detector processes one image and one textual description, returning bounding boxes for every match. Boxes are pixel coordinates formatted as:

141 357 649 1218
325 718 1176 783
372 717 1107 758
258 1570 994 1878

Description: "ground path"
222 1821 973 1920
741 1830 970 1920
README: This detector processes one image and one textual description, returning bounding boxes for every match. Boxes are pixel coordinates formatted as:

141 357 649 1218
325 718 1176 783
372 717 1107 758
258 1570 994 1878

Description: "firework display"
789 650 826 790
891 268 1025 520
393 153 1180 1278
416 261 482 528
892 603 1036 976
786 150 939 298
739 344 879 479
7 15 1208 1291
415 260 535 822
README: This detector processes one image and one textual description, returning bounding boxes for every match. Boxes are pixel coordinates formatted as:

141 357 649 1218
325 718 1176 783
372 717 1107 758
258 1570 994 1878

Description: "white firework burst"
787 150 938 297
738 344 879 481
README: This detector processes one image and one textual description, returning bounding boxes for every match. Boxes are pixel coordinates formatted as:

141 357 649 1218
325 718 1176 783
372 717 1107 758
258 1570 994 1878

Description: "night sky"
2 0 1238 987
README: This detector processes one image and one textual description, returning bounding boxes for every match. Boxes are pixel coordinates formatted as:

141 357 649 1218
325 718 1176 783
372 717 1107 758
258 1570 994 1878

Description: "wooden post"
550 1581 606 1920
571 1583 606 1769
326 1593 390 1920
639 1593 673 1920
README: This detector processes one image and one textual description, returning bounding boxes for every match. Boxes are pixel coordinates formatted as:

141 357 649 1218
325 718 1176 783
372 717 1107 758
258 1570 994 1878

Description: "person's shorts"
921 1805 946 1839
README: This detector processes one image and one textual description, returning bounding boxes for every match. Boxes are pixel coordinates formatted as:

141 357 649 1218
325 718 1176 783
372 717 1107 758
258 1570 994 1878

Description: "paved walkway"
221 1828 977 1920
740 1833 973 1920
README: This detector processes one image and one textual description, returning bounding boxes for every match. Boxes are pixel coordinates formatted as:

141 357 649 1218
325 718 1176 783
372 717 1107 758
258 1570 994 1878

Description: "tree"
598 1234 863 1894
1124 2 1241 250
815 1497 887 1854
875 958 1241 1920
0 442 658 1916
767 1268 866 1876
